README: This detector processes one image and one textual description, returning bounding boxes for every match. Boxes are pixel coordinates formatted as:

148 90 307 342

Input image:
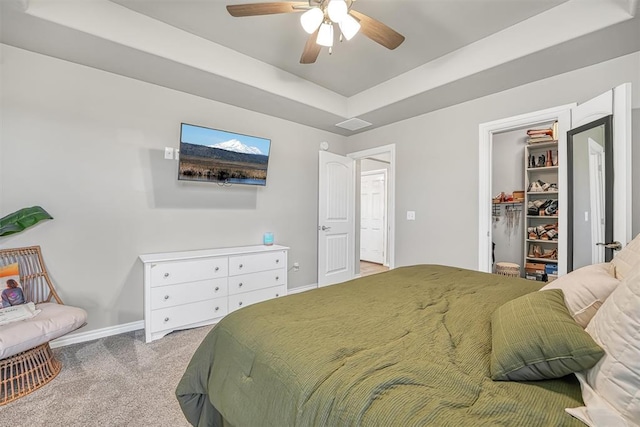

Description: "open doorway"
348 145 395 277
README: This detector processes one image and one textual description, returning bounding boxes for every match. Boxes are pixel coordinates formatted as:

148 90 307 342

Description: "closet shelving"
524 134 559 282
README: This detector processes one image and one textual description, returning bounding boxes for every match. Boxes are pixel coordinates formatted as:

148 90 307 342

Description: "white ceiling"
1 0 639 135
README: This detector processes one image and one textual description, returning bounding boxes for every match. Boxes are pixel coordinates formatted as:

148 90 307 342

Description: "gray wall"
1 45 639 334
347 51 640 270
0 45 346 331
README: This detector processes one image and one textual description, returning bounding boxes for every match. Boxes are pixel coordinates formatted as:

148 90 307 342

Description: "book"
527 128 553 136
527 135 555 144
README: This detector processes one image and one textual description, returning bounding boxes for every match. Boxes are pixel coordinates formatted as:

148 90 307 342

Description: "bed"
176 265 598 426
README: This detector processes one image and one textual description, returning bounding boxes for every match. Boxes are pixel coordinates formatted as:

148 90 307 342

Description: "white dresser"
139 245 288 343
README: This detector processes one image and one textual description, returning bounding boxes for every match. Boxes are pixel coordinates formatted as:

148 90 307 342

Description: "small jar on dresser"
139 245 288 343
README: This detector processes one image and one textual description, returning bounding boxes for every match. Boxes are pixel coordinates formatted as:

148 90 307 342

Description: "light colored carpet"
2 325 215 427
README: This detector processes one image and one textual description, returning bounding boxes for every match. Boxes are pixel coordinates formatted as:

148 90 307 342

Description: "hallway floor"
360 261 389 277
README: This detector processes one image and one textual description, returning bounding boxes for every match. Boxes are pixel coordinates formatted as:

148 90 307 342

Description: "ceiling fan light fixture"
300 7 323 34
339 14 360 40
317 22 334 47
327 0 348 23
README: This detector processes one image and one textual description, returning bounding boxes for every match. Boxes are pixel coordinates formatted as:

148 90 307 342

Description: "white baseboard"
51 284 319 348
50 320 144 349
288 283 318 294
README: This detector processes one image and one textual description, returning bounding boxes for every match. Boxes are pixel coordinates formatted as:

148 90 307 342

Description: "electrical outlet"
164 147 174 160
293 262 300 272
407 211 416 220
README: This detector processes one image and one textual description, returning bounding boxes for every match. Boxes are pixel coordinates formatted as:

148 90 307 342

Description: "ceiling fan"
226 0 405 64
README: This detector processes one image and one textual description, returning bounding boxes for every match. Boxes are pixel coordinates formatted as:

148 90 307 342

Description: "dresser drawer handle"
238 283 243 288
238 302 243 306
164 295 169 300
214 266 219 272
239 264 243 269
164 317 169 322
275 276 279 281
276 293 280 297
164 273 170 278
215 306 219 311
276 259 280 264
215 286 219 292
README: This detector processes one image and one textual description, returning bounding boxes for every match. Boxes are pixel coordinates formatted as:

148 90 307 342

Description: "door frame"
478 104 575 274
348 144 396 272
360 168 388 265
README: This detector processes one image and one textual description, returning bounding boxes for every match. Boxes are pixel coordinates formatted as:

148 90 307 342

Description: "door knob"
596 241 622 250
320 225 331 231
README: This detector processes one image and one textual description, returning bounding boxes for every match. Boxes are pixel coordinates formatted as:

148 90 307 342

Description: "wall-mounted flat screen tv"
178 123 271 186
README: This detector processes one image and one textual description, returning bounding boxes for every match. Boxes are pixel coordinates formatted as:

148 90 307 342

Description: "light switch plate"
164 147 174 160
407 211 416 220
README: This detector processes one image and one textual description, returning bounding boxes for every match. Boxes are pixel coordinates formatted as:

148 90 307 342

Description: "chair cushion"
0 302 87 359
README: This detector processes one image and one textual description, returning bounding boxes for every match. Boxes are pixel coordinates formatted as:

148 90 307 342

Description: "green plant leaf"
0 206 53 237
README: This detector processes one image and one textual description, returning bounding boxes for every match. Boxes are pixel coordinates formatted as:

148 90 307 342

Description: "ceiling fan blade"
227 2 308 17
300 29 322 64
349 10 405 50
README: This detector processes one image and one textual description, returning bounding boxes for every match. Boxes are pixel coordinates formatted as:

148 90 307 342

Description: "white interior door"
570 83 632 252
360 170 387 264
318 151 355 287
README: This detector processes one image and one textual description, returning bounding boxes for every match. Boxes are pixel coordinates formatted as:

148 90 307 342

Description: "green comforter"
177 265 583 426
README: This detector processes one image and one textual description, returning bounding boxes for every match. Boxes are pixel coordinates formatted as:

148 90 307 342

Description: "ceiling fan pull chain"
339 33 343 43
329 46 333 55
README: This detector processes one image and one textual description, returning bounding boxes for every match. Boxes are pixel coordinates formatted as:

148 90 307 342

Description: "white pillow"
0 302 40 325
610 233 640 280
566 263 640 426
540 263 619 327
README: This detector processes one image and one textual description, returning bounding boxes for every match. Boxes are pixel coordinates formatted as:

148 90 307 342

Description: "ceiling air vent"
335 118 372 131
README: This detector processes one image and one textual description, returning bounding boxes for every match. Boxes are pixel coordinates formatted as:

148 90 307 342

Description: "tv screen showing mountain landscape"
178 123 271 185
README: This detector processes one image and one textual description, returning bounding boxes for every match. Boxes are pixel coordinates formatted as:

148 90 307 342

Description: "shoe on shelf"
539 249 558 260
533 245 543 258
547 229 558 240
544 223 558 231
528 199 547 215
537 180 551 191
528 227 539 239
545 200 558 216
528 181 544 192
538 200 553 215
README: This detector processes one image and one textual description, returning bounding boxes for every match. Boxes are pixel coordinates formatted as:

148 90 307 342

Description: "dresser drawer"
228 285 286 313
150 277 228 309
150 257 228 287
229 269 286 295
229 251 285 276
150 298 227 333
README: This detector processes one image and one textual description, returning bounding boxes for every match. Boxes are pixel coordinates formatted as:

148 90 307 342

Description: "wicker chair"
0 246 87 405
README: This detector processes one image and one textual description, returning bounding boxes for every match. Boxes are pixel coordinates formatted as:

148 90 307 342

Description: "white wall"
0 45 346 332
347 51 640 270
